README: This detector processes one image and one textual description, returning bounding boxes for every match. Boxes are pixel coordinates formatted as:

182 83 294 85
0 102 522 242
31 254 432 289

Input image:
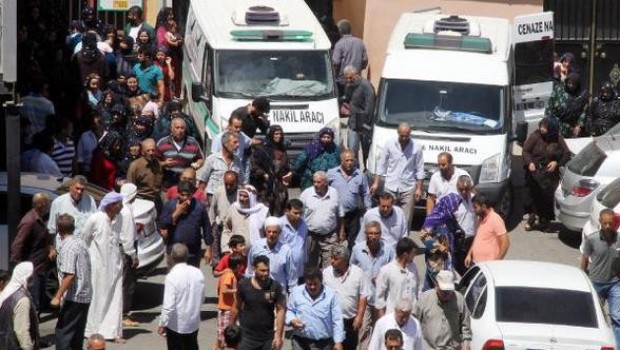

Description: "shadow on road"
124 328 153 340
558 228 582 249
133 281 165 311
131 311 160 324
201 310 217 321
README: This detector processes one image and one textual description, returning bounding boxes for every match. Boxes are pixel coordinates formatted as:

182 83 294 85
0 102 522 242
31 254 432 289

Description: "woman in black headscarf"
545 72 589 138
250 125 292 215
90 130 124 191
522 117 571 231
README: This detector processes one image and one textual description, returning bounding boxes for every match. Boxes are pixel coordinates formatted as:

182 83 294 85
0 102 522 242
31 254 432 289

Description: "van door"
512 12 555 135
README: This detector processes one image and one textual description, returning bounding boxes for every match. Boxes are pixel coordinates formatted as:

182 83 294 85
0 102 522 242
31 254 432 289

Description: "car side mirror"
191 82 209 103
512 121 528 145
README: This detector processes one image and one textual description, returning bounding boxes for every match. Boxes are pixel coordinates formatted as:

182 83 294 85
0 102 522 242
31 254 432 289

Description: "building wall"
337 0 544 86
333 0 366 38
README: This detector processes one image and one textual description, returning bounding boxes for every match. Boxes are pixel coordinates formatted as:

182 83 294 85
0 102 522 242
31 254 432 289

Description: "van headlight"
479 153 500 183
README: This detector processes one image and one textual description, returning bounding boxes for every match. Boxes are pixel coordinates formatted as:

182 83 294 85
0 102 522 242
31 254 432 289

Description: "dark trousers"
239 334 273 350
343 318 359 350
123 254 137 315
454 236 474 276
55 300 90 350
291 335 334 350
166 328 198 350
29 272 46 314
343 209 363 251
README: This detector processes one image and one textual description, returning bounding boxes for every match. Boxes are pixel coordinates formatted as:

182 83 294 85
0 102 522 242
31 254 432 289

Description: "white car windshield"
377 79 505 135
215 50 334 100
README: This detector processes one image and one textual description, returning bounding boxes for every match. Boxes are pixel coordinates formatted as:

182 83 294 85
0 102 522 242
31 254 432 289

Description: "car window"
0 193 37 225
472 288 487 319
598 177 620 208
458 266 481 294
495 287 598 327
465 272 487 313
567 142 607 177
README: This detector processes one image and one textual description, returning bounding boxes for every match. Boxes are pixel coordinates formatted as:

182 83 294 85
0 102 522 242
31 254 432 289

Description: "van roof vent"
434 15 470 35
232 4 289 26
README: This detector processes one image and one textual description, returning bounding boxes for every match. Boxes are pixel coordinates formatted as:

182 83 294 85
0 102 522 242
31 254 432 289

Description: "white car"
554 130 620 232
458 260 616 350
581 176 620 250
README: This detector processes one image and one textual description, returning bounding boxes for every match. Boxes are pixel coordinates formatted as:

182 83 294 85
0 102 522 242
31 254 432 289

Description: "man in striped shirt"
157 118 204 189
51 118 76 177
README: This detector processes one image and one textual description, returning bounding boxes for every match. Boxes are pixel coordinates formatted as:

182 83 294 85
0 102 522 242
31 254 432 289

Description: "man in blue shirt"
159 181 212 269
279 199 308 285
246 217 297 292
370 122 425 229
133 47 164 97
350 220 395 349
287 268 345 350
327 149 372 249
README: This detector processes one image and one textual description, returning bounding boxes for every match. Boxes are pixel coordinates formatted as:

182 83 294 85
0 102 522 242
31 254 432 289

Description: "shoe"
539 218 550 232
122 317 140 328
524 214 536 231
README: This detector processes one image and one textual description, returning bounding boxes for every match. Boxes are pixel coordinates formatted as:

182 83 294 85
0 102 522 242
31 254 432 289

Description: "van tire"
495 182 513 221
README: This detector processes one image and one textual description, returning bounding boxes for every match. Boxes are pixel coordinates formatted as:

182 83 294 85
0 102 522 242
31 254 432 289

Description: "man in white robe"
82 192 125 342
119 183 139 327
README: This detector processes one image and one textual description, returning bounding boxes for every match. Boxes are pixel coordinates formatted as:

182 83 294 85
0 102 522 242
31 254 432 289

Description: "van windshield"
215 50 334 100
377 79 505 135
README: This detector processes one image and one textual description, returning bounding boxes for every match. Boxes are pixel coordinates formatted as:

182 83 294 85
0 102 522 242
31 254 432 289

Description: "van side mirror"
512 122 528 145
191 82 209 103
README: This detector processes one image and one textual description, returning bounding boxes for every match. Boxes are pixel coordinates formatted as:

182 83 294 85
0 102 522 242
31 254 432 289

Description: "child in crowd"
223 325 242 350
213 235 247 277
215 253 244 350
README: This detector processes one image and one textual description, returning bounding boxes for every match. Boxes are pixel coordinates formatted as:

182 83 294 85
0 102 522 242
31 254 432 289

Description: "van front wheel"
495 183 513 221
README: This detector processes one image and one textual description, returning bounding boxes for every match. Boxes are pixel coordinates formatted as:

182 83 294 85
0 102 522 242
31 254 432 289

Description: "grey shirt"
300 186 344 235
414 289 472 350
583 231 620 283
332 35 368 83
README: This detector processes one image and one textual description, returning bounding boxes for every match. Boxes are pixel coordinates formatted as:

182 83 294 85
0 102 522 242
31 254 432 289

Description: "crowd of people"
6 2 619 349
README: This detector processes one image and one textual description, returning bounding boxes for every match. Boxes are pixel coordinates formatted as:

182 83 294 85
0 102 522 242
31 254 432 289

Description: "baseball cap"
436 270 455 291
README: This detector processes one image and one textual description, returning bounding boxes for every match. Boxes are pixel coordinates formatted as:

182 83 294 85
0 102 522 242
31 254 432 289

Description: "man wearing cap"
119 183 139 328
232 97 271 140
413 270 472 350
245 217 297 292
82 192 125 343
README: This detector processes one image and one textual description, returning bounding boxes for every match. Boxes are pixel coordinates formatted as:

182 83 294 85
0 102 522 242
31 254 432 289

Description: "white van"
367 12 554 218
183 0 339 152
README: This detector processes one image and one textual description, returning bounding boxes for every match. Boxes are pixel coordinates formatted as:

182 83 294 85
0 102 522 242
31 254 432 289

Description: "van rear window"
567 142 606 177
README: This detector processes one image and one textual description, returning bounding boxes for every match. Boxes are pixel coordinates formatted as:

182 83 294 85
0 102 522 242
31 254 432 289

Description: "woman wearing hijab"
545 72 589 138
83 192 125 343
77 31 109 85
0 262 39 350
250 125 292 216
522 117 570 231
293 127 340 190
115 36 138 79
90 131 124 190
221 185 270 251
116 135 142 185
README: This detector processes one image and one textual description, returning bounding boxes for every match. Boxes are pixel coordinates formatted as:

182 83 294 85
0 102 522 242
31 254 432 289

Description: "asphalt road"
38 153 585 349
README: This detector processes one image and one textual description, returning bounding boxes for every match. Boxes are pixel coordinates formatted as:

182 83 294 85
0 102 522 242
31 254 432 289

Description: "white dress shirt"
322 264 370 319
369 313 424 350
160 263 205 334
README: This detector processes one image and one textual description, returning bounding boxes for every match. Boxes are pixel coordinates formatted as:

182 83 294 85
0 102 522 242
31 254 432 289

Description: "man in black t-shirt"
232 255 285 350
231 97 271 139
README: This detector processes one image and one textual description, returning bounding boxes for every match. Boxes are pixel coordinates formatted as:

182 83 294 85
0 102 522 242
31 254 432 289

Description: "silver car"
554 136 620 232
0 173 164 296
581 176 620 249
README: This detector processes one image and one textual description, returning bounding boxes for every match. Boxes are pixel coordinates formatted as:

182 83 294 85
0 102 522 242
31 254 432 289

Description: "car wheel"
496 183 513 221
45 266 59 301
